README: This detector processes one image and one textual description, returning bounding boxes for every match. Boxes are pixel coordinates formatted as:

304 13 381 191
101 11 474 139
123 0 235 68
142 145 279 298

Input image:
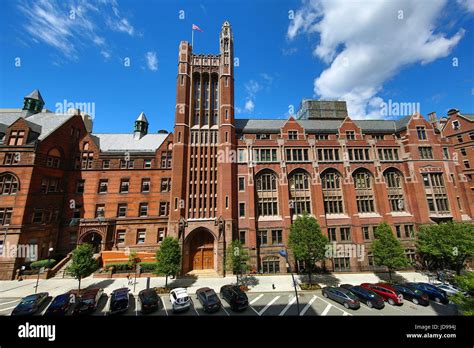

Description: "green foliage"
417 222 474 274
371 222 409 278
226 240 250 284
155 237 181 287
127 251 141 269
289 213 329 283
30 259 56 269
450 272 474 316
66 244 98 290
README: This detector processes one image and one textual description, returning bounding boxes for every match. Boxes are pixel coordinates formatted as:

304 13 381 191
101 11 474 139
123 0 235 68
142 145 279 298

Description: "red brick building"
0 21 472 280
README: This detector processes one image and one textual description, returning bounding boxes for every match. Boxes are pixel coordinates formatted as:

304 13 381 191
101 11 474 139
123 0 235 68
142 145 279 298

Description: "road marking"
321 304 332 316
161 297 168 316
258 296 280 316
279 296 297 316
300 295 317 316
192 300 200 316
135 297 138 316
0 305 17 312
250 294 264 305
387 304 407 314
0 299 20 306
249 305 260 316
221 305 230 316
315 295 352 316
343 312 351 316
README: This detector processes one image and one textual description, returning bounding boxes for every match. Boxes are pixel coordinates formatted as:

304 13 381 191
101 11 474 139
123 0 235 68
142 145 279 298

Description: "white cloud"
244 99 255 112
287 0 465 119
145 51 158 71
244 80 262 98
458 0 474 12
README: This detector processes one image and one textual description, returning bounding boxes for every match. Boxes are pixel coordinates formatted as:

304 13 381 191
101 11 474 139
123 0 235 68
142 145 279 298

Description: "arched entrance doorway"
187 229 215 271
81 231 103 253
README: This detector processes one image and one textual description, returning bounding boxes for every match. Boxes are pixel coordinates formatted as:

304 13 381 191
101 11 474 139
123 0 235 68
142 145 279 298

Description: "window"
141 178 150 192
321 170 344 214
32 210 44 224
256 172 279 217
160 178 171 192
8 130 25 145
317 134 329 140
288 131 298 140
384 170 406 212
354 171 375 213
272 230 282 245
144 159 152 168
159 202 169 216
237 149 247 163
404 225 414 238
457 135 463 143
102 160 110 169
470 131 474 141
405 249 416 264
256 134 271 140
464 160 470 169
452 120 460 130
120 160 134 169
416 126 427 140
139 203 148 217
340 227 351 241
395 225 402 238
238 177 245 191
254 148 278 162
239 203 245 217
117 203 127 217
286 148 309 162
158 228 166 242
75 180 85 194
120 179 130 193
418 147 433 159
0 174 19 195
46 149 61 168
262 257 280 274
317 148 340 162
257 230 268 246
95 204 105 218
377 148 399 161
442 147 449 160
422 173 450 214
98 179 108 193
333 257 350 272
345 131 355 140
328 227 337 242
0 208 13 225
348 148 370 161
289 171 311 215
3 153 19 165
117 230 126 244
362 226 371 241
161 151 172 168
239 230 246 245
81 151 93 169
137 229 146 244
372 134 384 140
460 148 467 156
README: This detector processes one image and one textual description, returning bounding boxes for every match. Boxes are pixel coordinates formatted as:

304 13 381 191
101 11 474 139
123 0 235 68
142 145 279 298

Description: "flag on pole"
192 24 204 32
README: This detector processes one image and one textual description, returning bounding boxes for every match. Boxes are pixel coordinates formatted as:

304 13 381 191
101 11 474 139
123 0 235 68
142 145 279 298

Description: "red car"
360 283 403 305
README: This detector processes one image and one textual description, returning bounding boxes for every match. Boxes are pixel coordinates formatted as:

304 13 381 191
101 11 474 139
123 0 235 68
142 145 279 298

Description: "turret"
22 89 44 116
134 112 149 139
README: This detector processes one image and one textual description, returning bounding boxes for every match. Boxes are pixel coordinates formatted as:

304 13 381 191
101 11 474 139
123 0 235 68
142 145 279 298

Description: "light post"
279 249 300 315
48 247 54 273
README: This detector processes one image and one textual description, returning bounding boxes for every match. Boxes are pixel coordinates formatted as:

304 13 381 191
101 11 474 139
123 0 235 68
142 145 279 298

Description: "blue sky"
0 0 473 133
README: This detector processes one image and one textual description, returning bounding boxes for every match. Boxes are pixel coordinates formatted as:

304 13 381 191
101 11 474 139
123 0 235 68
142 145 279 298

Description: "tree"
450 272 474 315
155 237 181 288
417 222 474 275
225 240 250 285
127 251 141 270
288 213 329 284
66 244 97 291
371 222 409 281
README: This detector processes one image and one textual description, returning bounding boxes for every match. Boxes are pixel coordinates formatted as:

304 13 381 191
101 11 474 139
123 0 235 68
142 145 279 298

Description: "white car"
436 284 463 296
170 288 191 313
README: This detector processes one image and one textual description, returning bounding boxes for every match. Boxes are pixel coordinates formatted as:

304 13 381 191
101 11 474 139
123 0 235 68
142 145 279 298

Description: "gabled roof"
92 133 168 153
460 113 474 121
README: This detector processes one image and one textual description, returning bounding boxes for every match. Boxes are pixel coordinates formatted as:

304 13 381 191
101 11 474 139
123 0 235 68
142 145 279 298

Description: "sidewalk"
0 271 430 298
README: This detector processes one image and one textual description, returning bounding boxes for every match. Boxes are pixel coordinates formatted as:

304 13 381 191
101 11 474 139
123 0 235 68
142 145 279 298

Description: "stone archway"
185 228 215 272
80 231 103 253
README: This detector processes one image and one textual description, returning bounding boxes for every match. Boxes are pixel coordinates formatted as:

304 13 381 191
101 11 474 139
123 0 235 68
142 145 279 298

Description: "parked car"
322 286 360 309
435 284 463 296
44 293 75 316
340 285 385 309
196 287 221 313
73 288 104 315
393 284 429 306
170 288 191 313
109 288 130 315
406 283 449 304
11 293 49 316
220 285 249 311
138 288 160 314
361 283 403 305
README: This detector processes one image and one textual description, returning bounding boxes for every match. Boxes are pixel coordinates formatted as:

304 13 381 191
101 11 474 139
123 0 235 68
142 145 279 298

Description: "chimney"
428 111 439 130
447 108 460 117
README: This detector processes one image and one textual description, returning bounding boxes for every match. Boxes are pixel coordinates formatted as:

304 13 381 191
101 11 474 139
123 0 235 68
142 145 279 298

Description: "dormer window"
452 120 460 130
345 131 355 140
8 130 25 146
288 131 298 140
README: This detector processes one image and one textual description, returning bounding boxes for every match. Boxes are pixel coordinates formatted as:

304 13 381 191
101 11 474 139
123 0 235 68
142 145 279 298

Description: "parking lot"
0 289 458 317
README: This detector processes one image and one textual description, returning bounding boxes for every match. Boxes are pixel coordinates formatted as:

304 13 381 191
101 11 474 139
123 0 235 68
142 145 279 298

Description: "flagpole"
192 28 194 49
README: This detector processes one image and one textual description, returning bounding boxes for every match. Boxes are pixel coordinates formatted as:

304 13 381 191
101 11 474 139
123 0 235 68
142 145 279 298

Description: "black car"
322 287 360 309
196 287 221 313
73 288 104 315
109 288 130 315
394 284 429 306
11 293 49 316
406 283 449 304
340 285 385 309
138 288 160 314
44 293 75 316
220 285 248 311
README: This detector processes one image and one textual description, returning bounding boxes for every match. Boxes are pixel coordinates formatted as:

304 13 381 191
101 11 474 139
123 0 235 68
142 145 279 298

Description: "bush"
139 262 157 273
154 287 171 294
106 262 156 273
30 259 56 269
107 263 131 271
300 283 322 290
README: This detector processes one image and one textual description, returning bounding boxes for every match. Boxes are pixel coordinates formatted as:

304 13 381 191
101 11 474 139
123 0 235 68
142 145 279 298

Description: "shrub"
138 262 157 273
300 283 322 290
30 259 56 269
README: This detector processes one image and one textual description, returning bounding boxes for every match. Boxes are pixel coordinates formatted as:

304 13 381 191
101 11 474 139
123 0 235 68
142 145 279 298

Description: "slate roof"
25 89 44 103
136 112 148 122
92 133 168 152
461 113 474 121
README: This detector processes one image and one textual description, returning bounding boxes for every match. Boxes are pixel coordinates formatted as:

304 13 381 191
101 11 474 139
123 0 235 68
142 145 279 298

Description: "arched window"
353 169 376 213
321 169 344 214
46 148 61 168
0 173 19 195
384 169 406 212
256 171 279 217
261 256 280 274
288 170 311 215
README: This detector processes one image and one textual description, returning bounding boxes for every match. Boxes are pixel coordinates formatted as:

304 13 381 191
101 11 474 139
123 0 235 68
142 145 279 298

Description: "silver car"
170 288 191 313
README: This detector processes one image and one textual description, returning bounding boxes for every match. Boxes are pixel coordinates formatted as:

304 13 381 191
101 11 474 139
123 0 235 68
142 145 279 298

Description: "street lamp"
48 247 54 270
279 249 300 315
